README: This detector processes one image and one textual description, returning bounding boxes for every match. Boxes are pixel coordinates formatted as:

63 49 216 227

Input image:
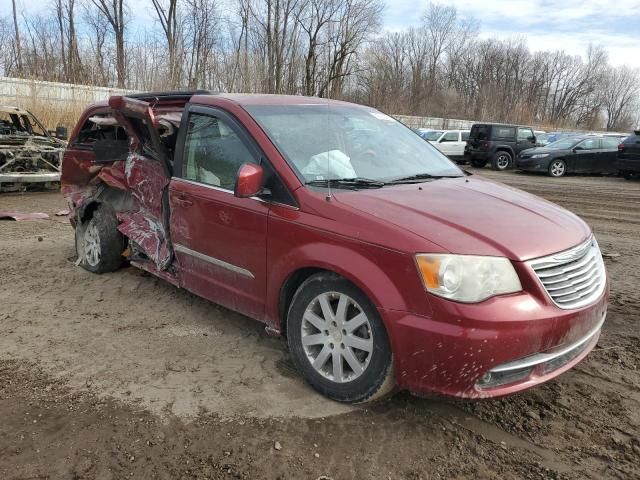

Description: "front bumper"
0 172 61 183
515 158 548 171
384 280 608 399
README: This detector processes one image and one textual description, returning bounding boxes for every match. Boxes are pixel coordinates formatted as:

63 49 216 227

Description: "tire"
622 171 635 180
492 151 512 170
470 159 487 168
286 273 395 404
548 159 567 177
76 204 125 273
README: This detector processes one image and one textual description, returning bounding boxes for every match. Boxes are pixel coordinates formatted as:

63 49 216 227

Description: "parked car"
427 129 470 162
516 136 622 177
417 129 443 141
617 130 640 180
464 123 537 170
62 91 608 403
535 133 551 146
0 105 67 192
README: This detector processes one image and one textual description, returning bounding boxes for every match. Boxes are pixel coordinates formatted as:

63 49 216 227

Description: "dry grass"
22 101 87 130
1 96 87 130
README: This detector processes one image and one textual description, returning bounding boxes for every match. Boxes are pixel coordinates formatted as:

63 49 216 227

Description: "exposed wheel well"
278 267 337 337
79 201 101 224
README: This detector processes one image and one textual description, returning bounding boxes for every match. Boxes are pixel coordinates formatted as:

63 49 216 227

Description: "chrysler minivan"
61 92 608 403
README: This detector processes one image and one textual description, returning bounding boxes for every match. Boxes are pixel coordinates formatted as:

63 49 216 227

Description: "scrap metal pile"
0 106 66 192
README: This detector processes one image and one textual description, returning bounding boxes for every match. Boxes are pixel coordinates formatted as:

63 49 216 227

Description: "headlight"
531 154 549 158
415 254 522 303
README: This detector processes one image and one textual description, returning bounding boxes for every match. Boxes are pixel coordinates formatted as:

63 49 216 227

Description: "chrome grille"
528 237 606 309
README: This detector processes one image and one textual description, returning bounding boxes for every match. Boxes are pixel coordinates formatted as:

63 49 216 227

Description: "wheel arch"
271 245 413 337
78 200 102 224
493 146 515 157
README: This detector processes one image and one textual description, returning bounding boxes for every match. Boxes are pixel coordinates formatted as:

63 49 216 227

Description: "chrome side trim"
172 177 300 210
489 311 606 373
172 176 233 194
173 243 255 279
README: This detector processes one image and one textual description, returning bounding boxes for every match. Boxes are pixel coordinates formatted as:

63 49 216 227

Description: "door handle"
175 194 193 207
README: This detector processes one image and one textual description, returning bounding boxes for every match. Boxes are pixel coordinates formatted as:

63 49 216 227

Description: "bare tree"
11 0 23 75
1 0 638 131
54 0 84 83
151 0 182 88
83 3 113 86
90 0 127 88
602 66 640 130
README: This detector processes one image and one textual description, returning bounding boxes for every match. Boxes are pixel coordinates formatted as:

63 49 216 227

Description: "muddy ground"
1 169 639 479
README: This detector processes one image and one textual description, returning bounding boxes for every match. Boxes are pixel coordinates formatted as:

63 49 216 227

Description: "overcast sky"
15 0 640 67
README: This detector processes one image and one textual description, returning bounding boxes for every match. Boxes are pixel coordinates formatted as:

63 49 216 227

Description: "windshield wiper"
305 177 386 189
388 173 462 184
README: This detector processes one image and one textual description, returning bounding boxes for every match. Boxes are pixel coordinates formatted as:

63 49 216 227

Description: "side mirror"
573 146 583 152
528 136 536 142
234 163 264 198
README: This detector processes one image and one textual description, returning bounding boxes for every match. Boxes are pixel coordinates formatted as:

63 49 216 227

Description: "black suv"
617 131 640 180
464 123 537 170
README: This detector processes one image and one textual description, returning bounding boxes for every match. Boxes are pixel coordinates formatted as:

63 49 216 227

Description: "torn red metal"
61 93 183 271
0 211 49 221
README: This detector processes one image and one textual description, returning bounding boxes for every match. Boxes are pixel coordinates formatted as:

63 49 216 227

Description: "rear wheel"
548 159 567 177
76 205 125 273
492 151 512 170
286 273 394 404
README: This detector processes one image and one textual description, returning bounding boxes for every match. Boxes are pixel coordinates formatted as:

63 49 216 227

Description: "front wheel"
286 273 394 404
548 159 567 177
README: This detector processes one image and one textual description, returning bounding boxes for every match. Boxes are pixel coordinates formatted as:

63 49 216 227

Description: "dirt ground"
1 169 639 480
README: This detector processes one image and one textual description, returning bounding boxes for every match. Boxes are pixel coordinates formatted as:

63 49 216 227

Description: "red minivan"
61 92 608 403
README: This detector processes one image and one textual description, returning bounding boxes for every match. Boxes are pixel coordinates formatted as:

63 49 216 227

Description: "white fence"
0 76 135 109
392 114 476 130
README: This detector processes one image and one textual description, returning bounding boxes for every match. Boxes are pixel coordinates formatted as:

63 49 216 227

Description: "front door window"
183 113 257 190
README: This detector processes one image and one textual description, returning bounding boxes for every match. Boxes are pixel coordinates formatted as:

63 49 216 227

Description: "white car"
425 130 470 162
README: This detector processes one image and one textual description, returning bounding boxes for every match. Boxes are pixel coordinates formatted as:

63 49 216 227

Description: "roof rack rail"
126 90 217 101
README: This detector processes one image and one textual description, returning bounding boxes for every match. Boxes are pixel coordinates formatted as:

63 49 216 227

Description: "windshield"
546 138 581 149
245 105 462 183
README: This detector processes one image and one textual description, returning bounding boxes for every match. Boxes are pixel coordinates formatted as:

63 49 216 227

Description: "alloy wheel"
496 153 510 169
300 292 373 383
83 222 101 267
550 160 566 177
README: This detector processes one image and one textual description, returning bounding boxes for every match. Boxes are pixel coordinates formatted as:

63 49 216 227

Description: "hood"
334 177 590 261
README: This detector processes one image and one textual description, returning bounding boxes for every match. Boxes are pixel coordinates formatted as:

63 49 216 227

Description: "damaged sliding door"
108 95 174 270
